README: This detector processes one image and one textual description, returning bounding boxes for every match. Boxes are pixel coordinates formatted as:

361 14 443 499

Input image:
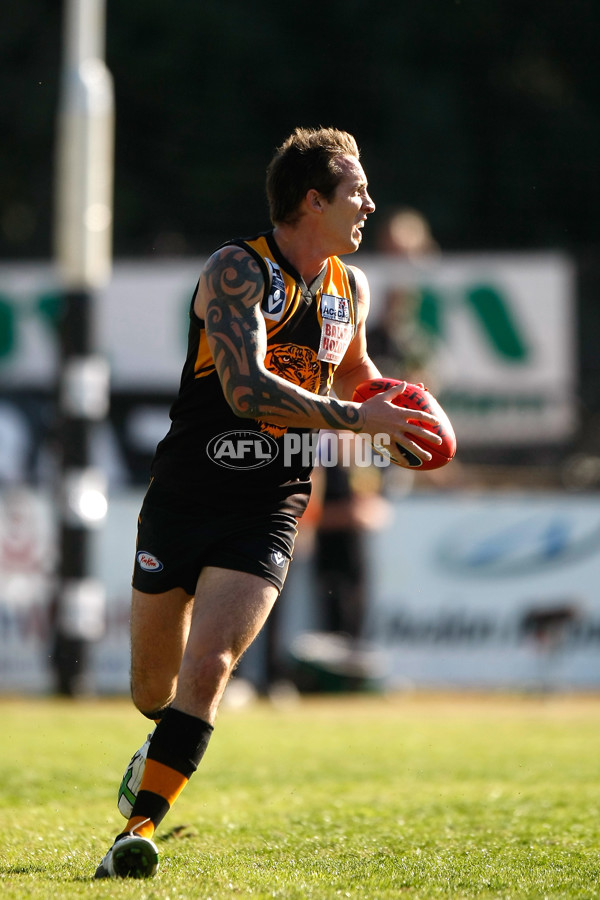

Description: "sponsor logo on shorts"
271 550 287 568
206 430 279 469
137 551 164 572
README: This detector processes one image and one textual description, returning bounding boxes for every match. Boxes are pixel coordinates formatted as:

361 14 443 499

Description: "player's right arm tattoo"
203 247 363 431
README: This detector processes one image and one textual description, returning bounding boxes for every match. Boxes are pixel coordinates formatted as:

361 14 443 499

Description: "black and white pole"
52 0 114 695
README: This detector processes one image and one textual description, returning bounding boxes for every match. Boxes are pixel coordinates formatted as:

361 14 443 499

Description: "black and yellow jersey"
151 230 358 513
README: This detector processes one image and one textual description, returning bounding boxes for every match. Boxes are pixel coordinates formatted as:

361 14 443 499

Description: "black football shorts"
132 479 299 595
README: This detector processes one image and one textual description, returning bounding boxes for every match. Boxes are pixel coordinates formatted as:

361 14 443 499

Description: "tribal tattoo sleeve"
202 246 362 431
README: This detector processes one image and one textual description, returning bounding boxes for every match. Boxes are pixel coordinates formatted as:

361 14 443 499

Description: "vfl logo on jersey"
137 551 164 573
321 293 350 324
271 550 287 569
262 259 287 320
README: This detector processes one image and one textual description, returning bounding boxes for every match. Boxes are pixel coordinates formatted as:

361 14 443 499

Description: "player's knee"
130 676 175 719
183 649 235 697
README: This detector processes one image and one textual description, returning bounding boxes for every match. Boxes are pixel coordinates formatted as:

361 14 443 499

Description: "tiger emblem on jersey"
259 343 321 438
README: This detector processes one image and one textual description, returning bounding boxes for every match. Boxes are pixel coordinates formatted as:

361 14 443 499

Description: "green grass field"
1 692 599 899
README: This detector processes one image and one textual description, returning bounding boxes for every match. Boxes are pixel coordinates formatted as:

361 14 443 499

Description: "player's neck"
272 225 328 287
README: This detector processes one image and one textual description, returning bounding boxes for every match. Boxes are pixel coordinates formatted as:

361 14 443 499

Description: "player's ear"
306 189 323 213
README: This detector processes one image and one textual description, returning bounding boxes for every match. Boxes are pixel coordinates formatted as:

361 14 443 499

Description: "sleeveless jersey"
150 230 358 513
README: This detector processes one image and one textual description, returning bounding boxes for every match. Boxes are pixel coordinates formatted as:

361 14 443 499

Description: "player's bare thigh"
174 566 279 722
130 586 194 714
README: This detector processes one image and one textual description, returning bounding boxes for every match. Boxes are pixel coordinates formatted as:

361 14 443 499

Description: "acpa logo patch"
321 293 350 324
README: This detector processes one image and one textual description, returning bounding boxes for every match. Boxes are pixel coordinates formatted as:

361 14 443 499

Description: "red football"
352 378 457 470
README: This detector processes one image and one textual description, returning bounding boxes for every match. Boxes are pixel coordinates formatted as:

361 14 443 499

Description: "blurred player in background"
368 207 440 386
303 211 439 679
95 127 442 879
313 434 385 639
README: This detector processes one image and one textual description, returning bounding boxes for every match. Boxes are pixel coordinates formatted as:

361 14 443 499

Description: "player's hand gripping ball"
352 378 457 471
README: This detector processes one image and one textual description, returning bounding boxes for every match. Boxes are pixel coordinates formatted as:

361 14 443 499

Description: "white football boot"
94 828 159 879
117 732 152 818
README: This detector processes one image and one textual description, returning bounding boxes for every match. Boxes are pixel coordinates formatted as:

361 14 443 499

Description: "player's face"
321 156 376 254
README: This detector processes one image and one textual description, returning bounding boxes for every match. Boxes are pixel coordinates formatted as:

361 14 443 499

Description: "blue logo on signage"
438 510 600 577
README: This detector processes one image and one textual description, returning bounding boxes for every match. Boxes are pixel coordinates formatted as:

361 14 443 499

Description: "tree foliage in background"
2 0 599 258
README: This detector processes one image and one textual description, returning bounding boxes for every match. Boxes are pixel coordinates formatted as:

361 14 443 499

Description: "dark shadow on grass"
158 824 197 842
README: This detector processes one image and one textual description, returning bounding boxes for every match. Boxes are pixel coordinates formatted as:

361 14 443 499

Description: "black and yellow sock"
124 707 213 838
